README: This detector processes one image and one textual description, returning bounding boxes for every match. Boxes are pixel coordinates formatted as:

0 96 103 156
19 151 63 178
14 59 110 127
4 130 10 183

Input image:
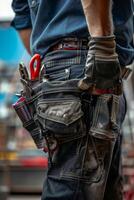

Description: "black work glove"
78 36 122 95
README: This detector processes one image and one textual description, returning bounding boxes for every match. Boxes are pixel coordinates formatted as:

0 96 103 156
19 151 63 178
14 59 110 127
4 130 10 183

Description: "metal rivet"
65 69 69 73
32 0 35 5
63 114 67 118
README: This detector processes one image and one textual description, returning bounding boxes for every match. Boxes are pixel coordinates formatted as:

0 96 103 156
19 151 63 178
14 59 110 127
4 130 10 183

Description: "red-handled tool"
30 54 41 80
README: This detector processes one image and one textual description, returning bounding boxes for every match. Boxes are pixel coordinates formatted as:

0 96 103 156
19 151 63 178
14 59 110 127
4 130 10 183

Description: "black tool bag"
27 79 85 142
13 79 85 149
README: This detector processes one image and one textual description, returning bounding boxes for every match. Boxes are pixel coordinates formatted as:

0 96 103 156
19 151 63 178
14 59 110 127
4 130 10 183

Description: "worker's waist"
47 37 132 80
50 37 89 51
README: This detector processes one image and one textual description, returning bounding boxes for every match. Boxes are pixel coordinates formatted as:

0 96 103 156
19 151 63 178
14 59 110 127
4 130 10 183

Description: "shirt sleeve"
11 0 32 30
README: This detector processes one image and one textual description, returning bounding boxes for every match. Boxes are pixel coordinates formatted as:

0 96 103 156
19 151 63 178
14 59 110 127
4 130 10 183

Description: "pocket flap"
37 100 83 125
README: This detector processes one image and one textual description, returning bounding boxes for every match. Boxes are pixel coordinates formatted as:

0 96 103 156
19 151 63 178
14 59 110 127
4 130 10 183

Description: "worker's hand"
78 36 122 95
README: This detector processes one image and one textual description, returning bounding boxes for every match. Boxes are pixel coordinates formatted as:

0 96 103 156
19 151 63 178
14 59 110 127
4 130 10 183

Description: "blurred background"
0 1 47 200
0 1 133 200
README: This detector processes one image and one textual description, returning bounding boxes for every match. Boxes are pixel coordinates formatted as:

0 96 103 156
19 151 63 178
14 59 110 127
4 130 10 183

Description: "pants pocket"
59 135 103 183
47 69 70 81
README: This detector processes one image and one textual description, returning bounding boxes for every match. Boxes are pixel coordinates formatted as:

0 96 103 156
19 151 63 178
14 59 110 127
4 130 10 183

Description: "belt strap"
50 37 89 51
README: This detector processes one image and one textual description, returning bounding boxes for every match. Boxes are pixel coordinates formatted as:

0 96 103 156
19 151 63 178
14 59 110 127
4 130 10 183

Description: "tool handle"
30 54 41 80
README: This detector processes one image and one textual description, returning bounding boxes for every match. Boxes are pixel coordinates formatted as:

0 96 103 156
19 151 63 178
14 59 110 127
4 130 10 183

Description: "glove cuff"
88 35 117 59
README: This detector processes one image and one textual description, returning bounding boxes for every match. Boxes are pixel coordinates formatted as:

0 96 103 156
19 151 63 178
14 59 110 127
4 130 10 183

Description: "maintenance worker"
11 0 134 199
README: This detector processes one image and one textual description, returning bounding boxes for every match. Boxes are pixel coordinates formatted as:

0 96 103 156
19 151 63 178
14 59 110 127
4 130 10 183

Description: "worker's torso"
28 0 134 66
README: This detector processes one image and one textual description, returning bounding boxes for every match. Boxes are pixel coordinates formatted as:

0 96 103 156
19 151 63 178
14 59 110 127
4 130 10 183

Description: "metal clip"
20 78 33 98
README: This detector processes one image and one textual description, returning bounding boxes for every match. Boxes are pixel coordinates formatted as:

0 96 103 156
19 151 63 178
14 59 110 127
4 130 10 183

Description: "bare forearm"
19 28 32 54
81 0 113 36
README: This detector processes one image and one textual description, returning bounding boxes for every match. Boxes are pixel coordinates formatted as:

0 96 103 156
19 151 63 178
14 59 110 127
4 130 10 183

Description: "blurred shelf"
9 165 47 193
0 161 47 193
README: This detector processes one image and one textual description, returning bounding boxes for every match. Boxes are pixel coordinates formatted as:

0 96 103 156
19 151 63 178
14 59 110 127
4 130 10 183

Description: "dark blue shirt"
11 0 134 66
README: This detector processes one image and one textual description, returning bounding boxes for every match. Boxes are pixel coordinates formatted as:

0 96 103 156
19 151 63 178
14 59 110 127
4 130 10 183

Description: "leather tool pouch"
29 80 85 141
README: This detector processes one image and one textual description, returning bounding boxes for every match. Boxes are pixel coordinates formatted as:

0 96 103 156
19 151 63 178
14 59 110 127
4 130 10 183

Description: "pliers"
29 54 41 80
19 54 42 97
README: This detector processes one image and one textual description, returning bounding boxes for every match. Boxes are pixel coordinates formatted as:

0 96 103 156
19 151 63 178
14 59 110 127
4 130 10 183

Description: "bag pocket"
36 98 84 136
12 97 45 149
90 94 120 140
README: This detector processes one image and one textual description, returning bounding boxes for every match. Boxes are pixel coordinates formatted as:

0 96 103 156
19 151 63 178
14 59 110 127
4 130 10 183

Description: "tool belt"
49 37 89 51
12 51 131 151
13 77 120 153
13 78 86 150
